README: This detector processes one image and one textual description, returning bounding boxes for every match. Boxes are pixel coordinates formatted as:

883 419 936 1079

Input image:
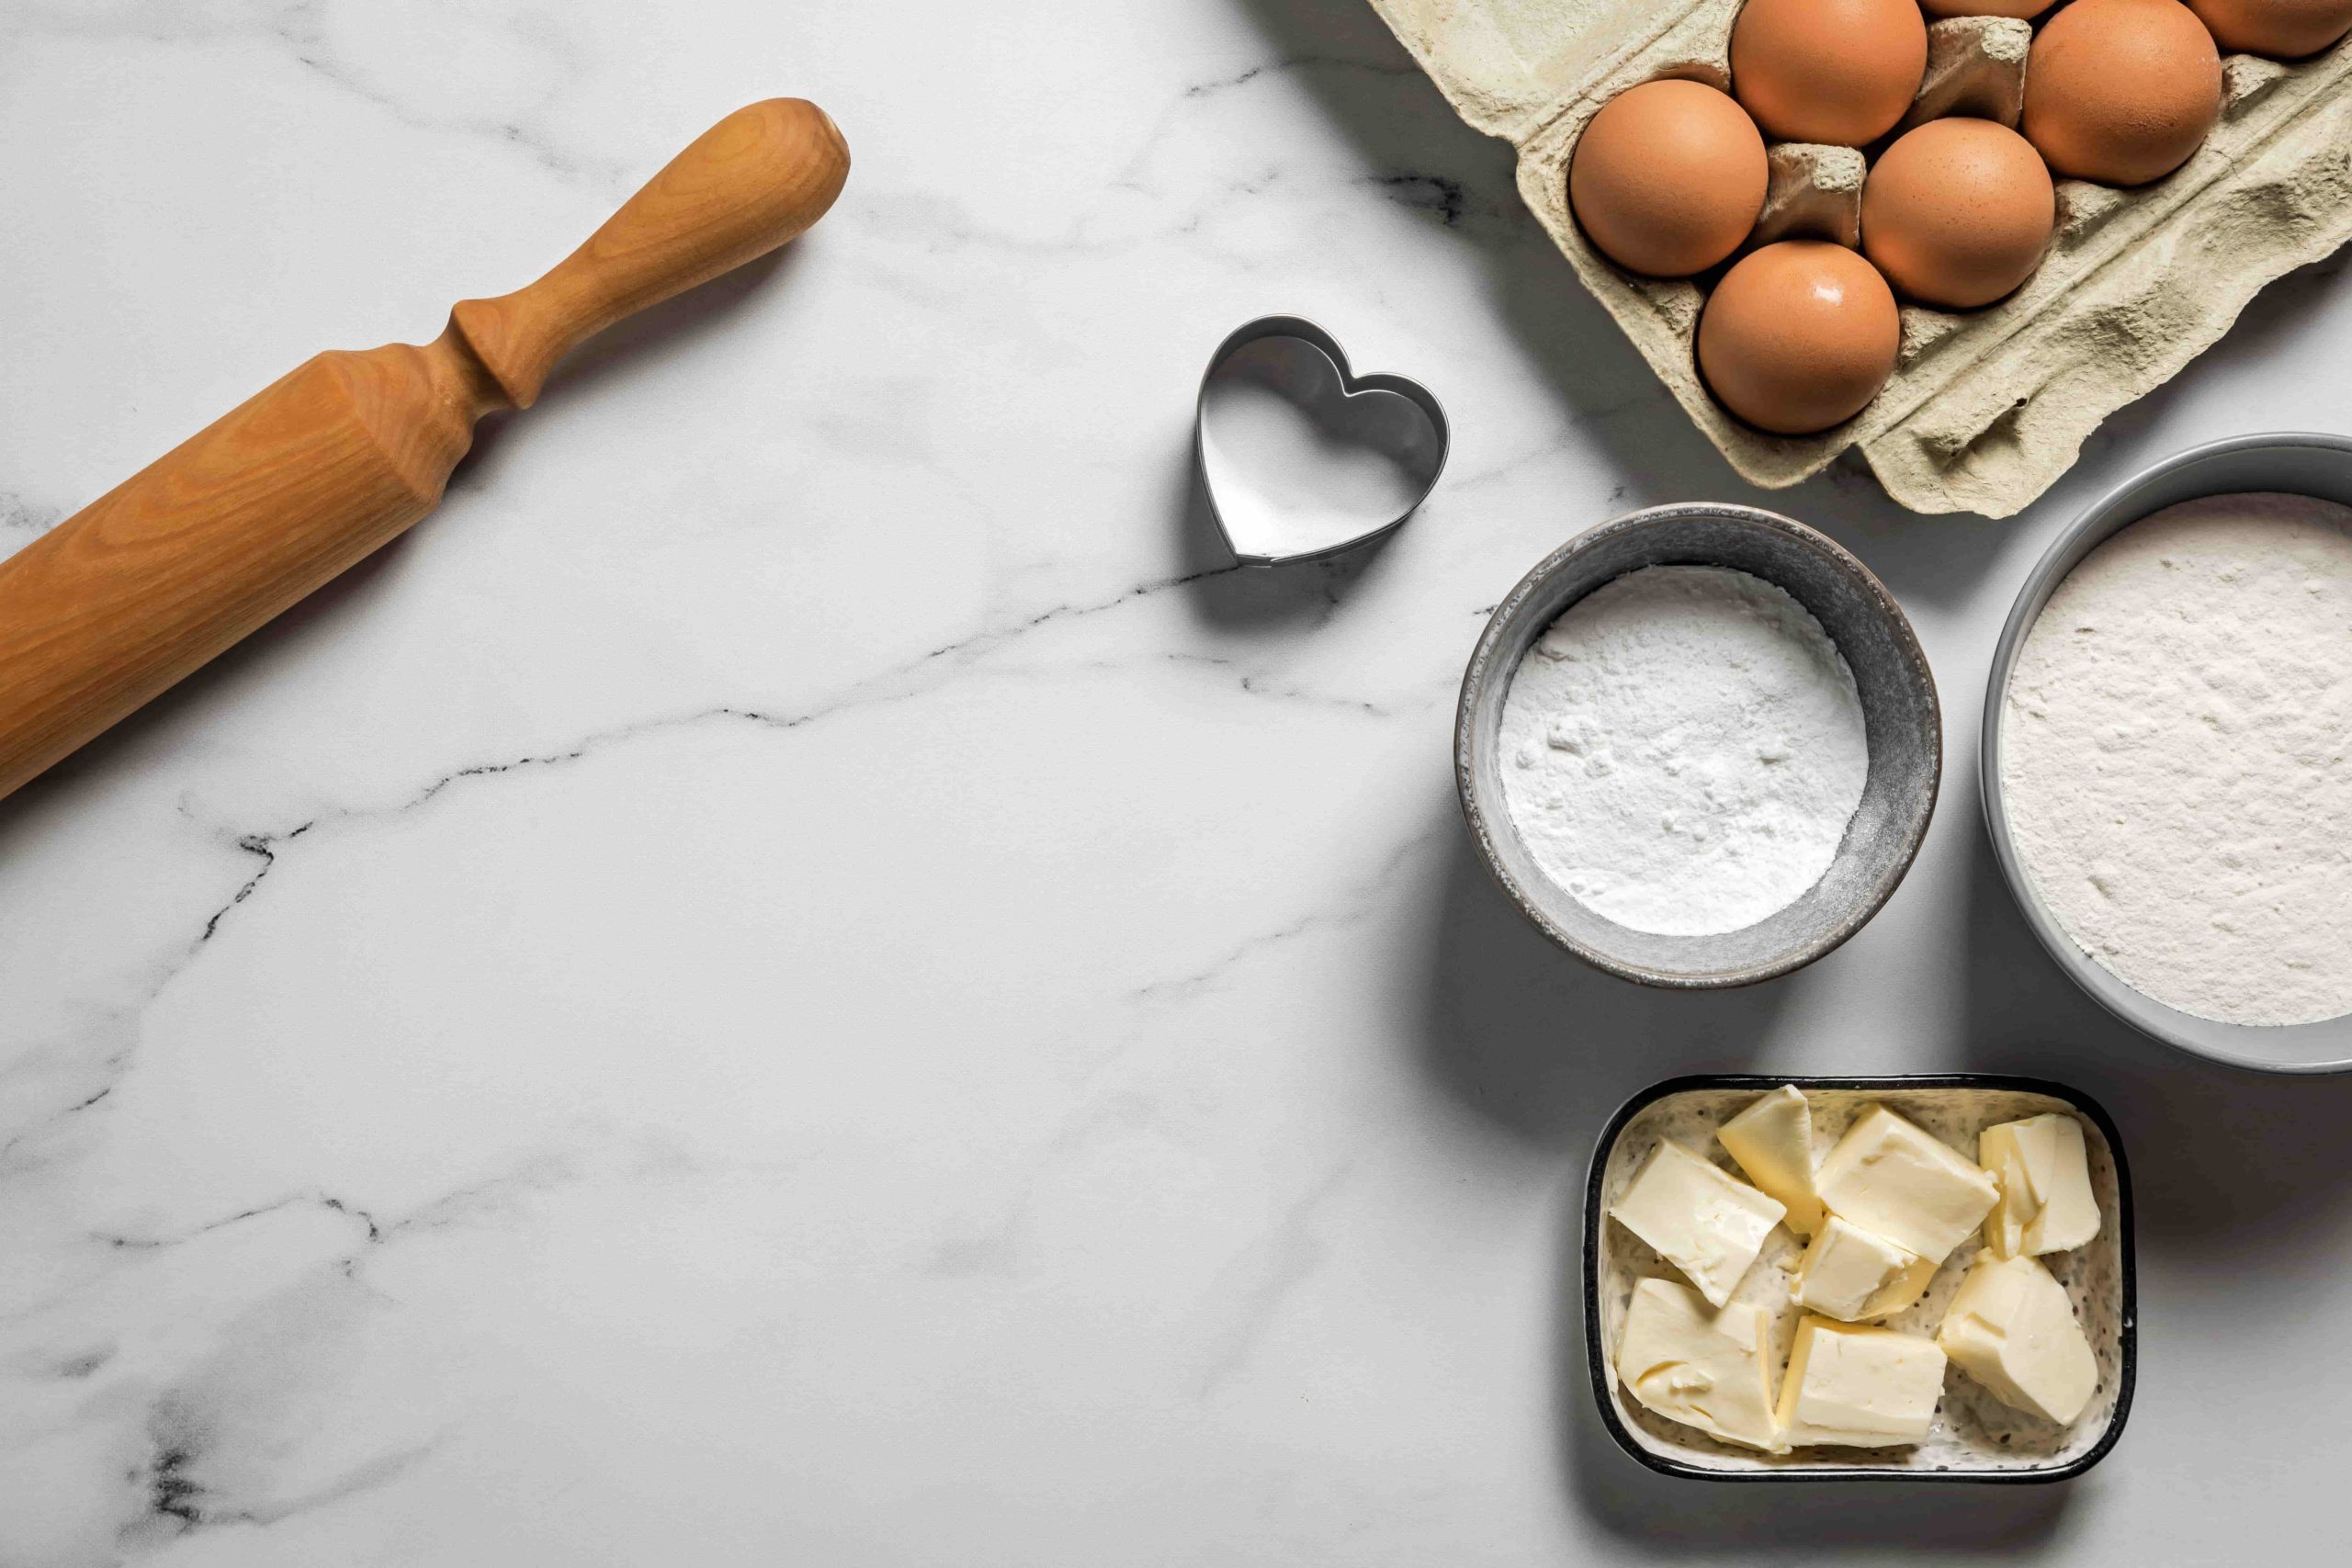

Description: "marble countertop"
5 3 2351 1563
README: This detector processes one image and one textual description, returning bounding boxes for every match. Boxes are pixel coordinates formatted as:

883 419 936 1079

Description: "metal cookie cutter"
1193 314 1450 568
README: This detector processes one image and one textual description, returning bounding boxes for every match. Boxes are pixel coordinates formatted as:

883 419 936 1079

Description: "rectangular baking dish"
1586 1073 2135 1483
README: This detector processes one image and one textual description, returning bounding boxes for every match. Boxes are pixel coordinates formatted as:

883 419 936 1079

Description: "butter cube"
1938 1255 2098 1425
1815 1105 1999 1262
1775 1315 1948 1448
1610 1140 1786 1308
1794 1215 1938 1322
1716 1085 1825 1238
1979 1114 2100 1258
1615 1277 1785 1452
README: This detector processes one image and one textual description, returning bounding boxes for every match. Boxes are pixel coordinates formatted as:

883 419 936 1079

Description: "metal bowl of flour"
1982 431 2352 1074
1456 503 1941 987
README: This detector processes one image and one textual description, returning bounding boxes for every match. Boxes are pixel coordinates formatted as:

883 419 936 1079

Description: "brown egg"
1731 0 1928 146
2023 0 2222 186
2185 0 2352 58
1569 80 1770 276
1698 242 1903 434
1863 119 2054 309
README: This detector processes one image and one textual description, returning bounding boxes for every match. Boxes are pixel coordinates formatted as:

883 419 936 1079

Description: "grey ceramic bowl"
1456 504 1941 987
1982 431 2352 1074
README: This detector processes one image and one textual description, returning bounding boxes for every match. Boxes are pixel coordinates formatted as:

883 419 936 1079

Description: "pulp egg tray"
1369 0 2352 516
1587 1075 2135 1481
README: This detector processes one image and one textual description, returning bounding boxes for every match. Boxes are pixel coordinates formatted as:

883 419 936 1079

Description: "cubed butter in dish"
1609 1140 1786 1308
1615 1277 1785 1452
1775 1315 1948 1449
1793 1215 1937 1322
1937 1254 2099 1426
1716 1085 1825 1238
1979 1113 2100 1258
1815 1105 1999 1262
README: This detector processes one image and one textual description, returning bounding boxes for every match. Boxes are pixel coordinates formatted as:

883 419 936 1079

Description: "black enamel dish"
1585 1074 2136 1483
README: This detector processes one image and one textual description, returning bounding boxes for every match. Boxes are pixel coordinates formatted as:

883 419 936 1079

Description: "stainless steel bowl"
1455 503 1941 987
1982 432 2352 1074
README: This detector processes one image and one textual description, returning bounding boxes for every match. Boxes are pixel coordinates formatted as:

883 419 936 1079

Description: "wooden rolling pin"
0 98 849 802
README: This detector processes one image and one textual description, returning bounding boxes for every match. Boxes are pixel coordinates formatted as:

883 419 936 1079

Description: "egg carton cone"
1367 0 2352 516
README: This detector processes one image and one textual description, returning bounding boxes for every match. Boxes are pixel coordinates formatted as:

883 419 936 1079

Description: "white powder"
2003 492 2352 1027
1498 565 1871 936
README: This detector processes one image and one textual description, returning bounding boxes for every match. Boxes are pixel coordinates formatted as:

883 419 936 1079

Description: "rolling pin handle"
448 97 850 409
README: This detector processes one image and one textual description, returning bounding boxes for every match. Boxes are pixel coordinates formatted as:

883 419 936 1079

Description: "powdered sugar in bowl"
1456 504 1940 987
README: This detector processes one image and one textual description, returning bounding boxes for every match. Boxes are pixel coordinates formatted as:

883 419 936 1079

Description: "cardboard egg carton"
1368 0 2352 515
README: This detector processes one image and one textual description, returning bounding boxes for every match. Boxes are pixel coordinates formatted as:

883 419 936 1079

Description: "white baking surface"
2 3 2351 1564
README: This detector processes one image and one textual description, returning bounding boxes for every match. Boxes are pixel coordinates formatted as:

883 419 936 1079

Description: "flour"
1498 565 1871 936
2003 493 2352 1027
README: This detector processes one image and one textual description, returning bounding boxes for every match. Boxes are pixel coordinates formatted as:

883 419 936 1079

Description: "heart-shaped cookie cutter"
1193 315 1450 568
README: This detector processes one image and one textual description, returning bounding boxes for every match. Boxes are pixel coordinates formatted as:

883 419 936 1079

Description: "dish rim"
1582 1072 2137 1485
1455 502 1941 988
1979 430 2352 1073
